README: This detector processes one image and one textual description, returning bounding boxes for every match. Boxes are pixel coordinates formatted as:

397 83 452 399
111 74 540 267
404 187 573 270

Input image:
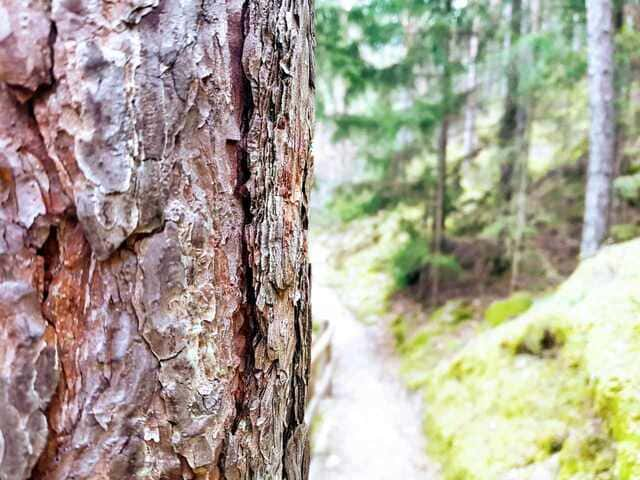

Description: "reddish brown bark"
0 1 314 479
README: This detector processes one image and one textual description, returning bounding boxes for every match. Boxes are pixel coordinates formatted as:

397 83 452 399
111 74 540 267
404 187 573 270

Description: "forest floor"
308 243 442 480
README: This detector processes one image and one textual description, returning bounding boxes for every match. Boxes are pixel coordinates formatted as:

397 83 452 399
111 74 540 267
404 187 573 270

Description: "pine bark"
581 0 615 258
0 1 314 479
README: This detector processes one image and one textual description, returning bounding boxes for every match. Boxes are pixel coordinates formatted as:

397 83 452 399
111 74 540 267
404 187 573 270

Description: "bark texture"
581 0 615 258
0 1 314 479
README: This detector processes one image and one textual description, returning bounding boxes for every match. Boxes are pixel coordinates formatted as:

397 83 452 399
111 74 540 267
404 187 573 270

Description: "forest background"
310 0 640 478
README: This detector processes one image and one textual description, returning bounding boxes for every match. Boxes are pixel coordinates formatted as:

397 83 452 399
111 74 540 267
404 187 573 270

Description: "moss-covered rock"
484 291 533 326
400 239 640 480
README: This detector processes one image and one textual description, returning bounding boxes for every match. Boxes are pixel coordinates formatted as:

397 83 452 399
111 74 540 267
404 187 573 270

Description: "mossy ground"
396 240 640 479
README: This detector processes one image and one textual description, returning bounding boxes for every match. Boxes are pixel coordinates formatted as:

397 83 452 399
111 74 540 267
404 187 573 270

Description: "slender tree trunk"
0 2 314 479
426 0 453 306
431 116 448 304
581 0 616 258
510 0 540 290
499 0 525 205
463 23 479 158
510 100 531 291
611 0 626 225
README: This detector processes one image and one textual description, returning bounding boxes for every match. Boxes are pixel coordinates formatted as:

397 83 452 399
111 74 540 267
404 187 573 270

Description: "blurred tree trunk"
427 0 453 305
581 0 616 258
0 1 314 479
498 0 526 205
510 0 541 290
431 116 449 304
510 109 529 291
611 0 626 226
463 23 479 158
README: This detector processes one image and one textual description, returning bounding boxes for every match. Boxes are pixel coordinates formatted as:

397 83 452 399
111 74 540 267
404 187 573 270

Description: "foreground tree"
581 0 616 257
0 1 314 479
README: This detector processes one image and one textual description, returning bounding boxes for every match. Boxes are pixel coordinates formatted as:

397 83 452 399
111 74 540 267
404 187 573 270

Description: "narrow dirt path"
309 244 441 480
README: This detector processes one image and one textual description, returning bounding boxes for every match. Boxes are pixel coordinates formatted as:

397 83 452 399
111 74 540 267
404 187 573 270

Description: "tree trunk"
581 0 616 258
425 0 452 305
498 0 525 205
431 115 448 304
463 23 479 158
0 1 314 479
509 92 531 291
510 0 540 290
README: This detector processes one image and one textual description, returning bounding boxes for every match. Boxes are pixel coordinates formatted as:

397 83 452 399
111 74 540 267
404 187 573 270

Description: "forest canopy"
315 0 640 301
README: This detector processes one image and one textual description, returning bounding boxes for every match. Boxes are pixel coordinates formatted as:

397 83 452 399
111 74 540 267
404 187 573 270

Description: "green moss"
419 327 594 477
484 292 533 326
558 421 616 480
391 315 407 347
501 315 569 357
432 299 474 325
399 240 640 480
610 223 640 242
398 300 481 389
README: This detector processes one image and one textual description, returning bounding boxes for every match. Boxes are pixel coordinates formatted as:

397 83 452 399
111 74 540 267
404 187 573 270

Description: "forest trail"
308 243 441 480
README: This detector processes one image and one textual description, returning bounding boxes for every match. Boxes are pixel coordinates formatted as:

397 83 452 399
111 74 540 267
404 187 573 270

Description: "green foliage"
391 315 408 347
322 204 428 322
327 185 396 222
386 222 431 289
314 0 640 475
614 173 640 202
616 26 640 91
383 221 461 291
327 181 425 222
516 30 587 99
484 292 533 326
397 299 482 389
316 0 477 217
610 223 640 242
